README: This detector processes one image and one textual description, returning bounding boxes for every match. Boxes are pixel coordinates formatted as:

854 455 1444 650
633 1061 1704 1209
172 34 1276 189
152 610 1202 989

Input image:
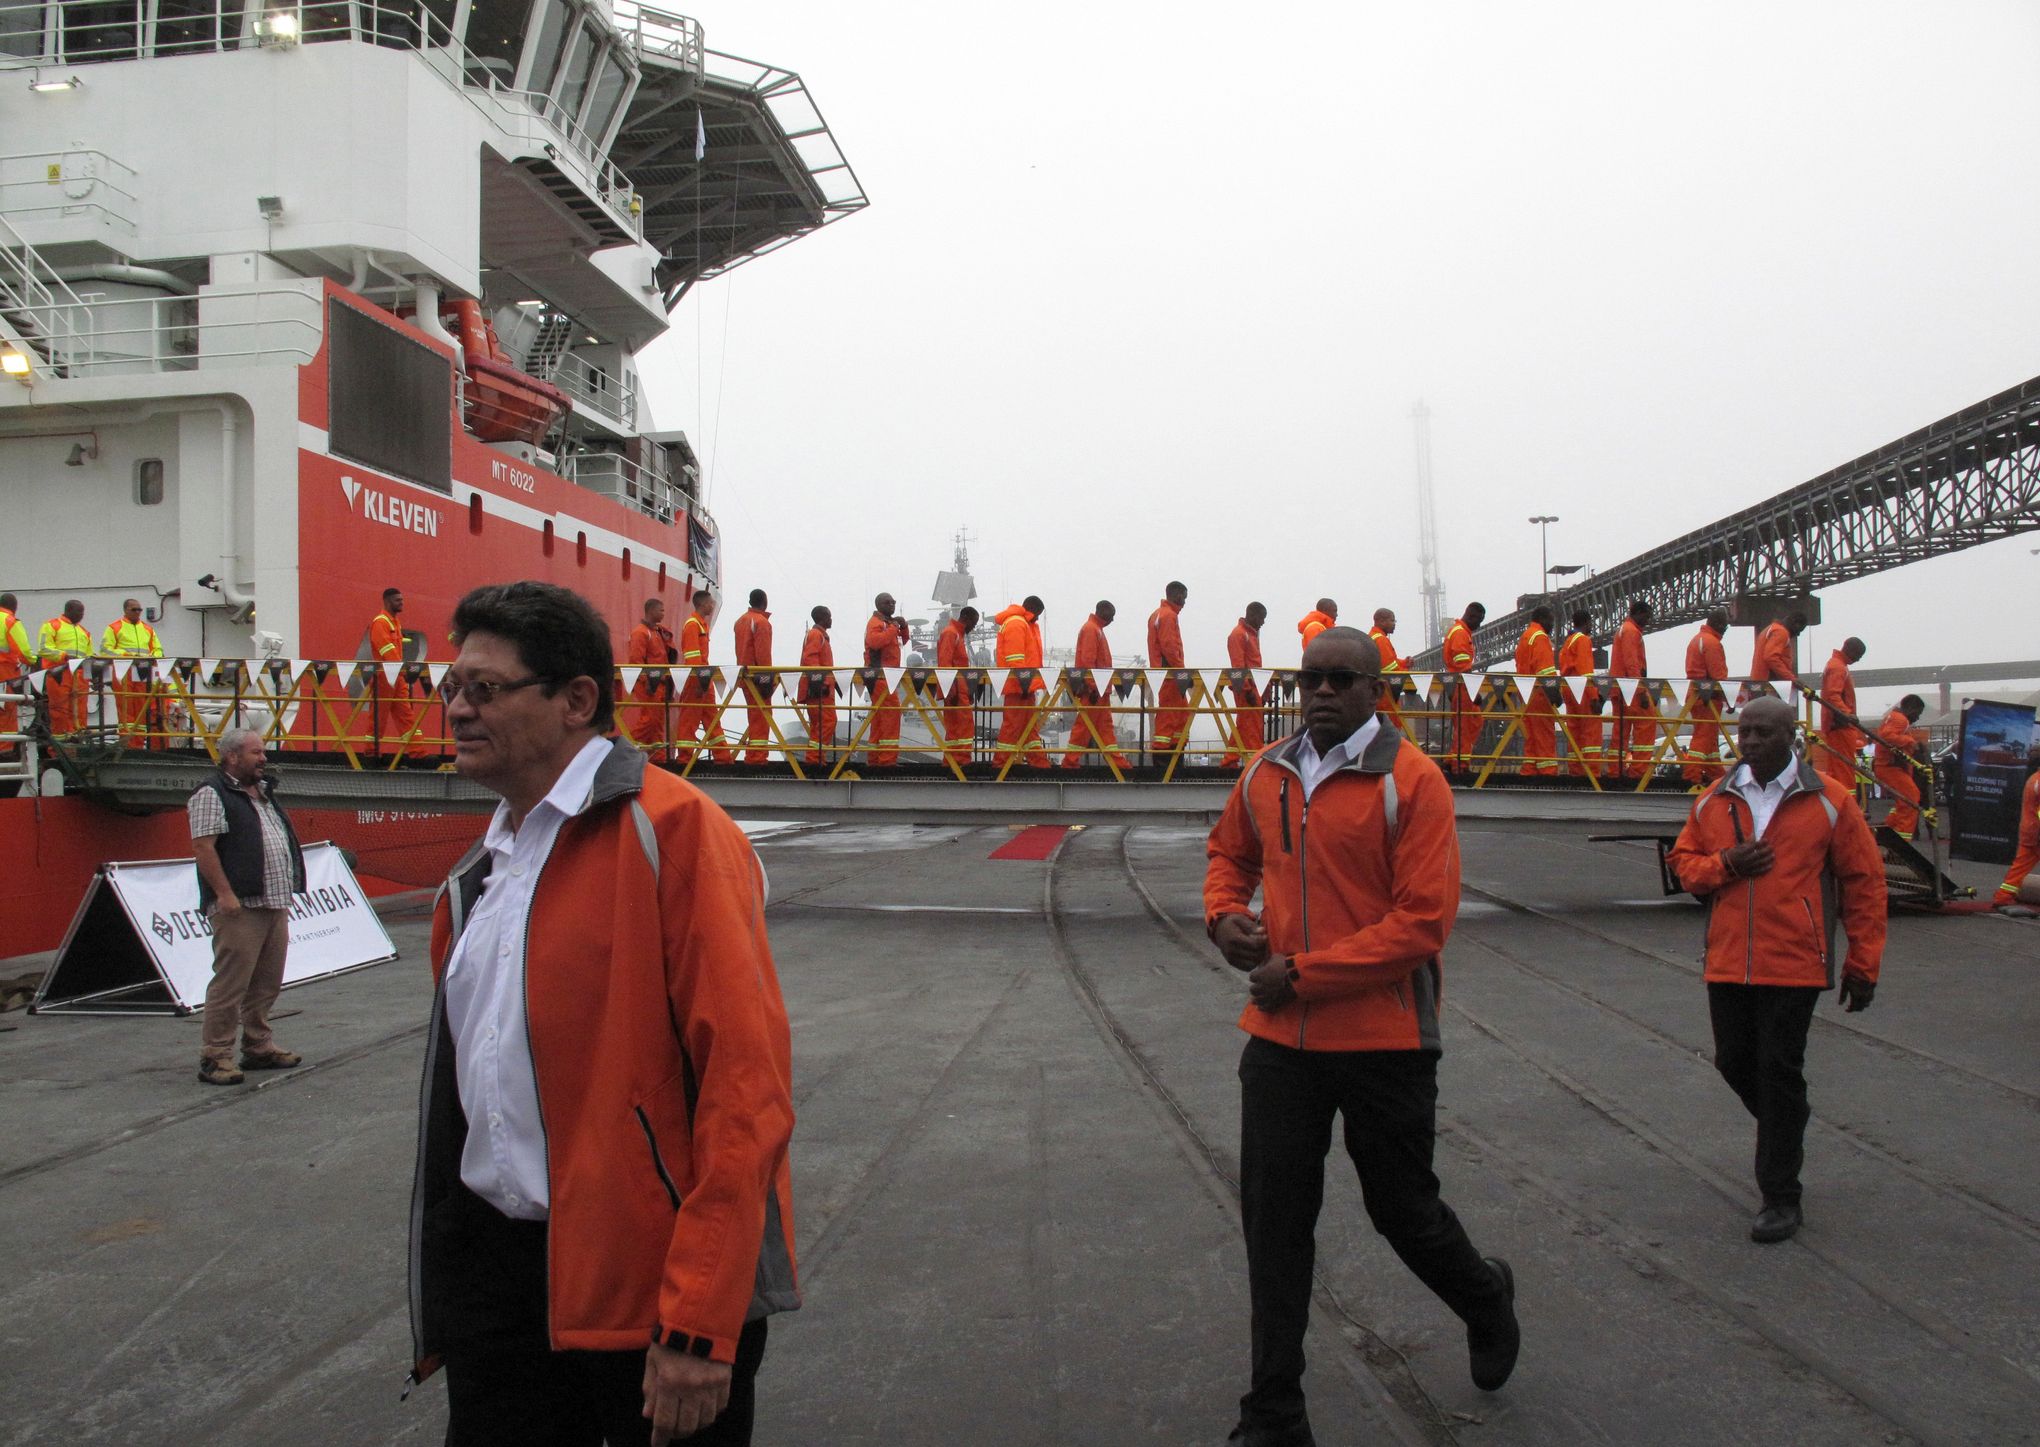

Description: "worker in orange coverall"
368 587 422 758
859 592 910 767
993 597 1051 768
937 606 980 766
1681 608 1731 785
1368 607 1408 733
1064 602 1123 769
675 589 735 764
623 596 677 755
1442 602 1485 772
1513 606 1559 777
1296 599 1337 653
1750 611 1805 697
798 606 836 765
1148 581 1190 760
1872 695 1930 841
731 589 775 764
1558 610 1601 778
1815 638 1867 788
1610 598 1655 780
1223 602 1268 767
1997 751 2040 907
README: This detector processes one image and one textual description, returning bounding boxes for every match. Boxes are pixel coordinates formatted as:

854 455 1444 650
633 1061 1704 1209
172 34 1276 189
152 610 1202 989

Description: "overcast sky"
637 1 2040 708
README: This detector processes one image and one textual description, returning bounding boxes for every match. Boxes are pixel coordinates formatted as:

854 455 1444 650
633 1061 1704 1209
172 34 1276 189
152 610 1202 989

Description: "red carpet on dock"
990 825 1072 861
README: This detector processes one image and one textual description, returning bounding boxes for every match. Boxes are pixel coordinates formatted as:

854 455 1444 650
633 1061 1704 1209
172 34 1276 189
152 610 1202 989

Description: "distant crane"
1411 401 1448 652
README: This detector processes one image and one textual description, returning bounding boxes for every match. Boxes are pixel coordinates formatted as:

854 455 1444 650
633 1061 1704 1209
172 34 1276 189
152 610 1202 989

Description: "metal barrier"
13 660 1893 796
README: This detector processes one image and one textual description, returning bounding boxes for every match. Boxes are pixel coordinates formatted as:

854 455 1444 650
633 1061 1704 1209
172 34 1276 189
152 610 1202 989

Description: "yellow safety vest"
38 617 93 667
101 618 163 657
0 609 31 677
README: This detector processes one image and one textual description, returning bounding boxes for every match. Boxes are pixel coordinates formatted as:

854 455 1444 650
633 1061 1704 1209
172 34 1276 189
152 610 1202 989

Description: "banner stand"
30 843 398 1016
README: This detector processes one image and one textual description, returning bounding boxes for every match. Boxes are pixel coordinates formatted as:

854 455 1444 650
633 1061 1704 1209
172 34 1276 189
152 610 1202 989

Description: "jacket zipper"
1296 790 1312 1047
1801 897 1825 973
634 1105 684 1210
1278 777 1292 853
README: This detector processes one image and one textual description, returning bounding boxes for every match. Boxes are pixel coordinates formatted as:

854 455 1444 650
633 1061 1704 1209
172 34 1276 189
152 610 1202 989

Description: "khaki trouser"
202 906 289 1062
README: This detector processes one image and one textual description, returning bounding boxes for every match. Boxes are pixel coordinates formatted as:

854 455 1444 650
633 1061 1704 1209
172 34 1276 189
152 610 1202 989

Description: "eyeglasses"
438 674 546 707
1297 669 1375 692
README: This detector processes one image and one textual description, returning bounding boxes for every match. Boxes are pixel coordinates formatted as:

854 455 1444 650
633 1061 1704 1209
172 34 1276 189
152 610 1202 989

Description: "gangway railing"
9 657 1914 802
0 150 139 247
0 284 322 378
0 211 90 373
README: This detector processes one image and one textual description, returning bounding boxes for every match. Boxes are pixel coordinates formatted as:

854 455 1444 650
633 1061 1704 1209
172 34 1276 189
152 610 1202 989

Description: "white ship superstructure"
0 0 863 661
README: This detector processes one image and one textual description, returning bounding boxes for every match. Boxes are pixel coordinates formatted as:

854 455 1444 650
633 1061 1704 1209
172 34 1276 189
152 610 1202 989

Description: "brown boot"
199 1057 245 1086
239 1048 302 1071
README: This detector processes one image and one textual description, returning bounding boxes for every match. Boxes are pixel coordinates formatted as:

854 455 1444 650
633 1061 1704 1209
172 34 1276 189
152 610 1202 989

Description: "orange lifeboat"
440 298 570 445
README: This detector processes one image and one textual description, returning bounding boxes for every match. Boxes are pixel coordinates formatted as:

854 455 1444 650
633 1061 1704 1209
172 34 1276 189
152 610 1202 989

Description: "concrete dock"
2 818 2035 1445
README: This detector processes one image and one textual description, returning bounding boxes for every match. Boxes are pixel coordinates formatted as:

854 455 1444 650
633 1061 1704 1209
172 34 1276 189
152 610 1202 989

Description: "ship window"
522 0 568 93
0 2 46 59
468 491 483 533
463 0 526 74
62 0 140 60
657 560 666 590
298 0 348 43
327 300 452 494
417 0 455 46
135 457 165 506
554 29 597 142
575 530 587 565
149 0 218 55
620 547 631 579
582 49 631 146
542 518 555 555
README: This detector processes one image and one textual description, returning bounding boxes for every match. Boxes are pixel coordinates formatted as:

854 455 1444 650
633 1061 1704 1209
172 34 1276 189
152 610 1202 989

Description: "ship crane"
1411 401 1448 653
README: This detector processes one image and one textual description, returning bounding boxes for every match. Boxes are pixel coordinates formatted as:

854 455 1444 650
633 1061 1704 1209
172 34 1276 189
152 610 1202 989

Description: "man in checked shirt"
189 726 308 1086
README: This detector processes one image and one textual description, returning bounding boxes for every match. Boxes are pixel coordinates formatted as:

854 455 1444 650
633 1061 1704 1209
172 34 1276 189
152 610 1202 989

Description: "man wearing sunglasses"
413 583 798 1446
1206 627 1519 1447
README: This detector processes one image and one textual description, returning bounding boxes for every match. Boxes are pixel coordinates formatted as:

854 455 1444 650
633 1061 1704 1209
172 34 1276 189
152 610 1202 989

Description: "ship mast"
1412 400 1448 652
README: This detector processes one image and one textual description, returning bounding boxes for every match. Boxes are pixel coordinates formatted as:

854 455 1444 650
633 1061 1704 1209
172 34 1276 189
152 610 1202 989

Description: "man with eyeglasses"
413 582 798 1446
1205 627 1519 1447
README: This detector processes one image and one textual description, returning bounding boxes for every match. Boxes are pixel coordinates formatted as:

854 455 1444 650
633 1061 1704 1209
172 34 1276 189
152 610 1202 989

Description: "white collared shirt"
444 735 610 1219
1294 714 1382 802
1730 756 1799 839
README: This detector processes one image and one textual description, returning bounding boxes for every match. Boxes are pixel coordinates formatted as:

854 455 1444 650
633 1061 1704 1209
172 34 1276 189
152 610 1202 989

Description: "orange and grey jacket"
1204 727 1460 1052
1667 759 1886 987
994 603 1044 697
410 742 798 1384
1296 610 1335 652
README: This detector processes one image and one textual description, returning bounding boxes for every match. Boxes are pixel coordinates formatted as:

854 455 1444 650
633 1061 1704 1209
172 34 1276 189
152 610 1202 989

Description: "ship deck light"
28 72 83 92
255 10 301 46
2 346 33 381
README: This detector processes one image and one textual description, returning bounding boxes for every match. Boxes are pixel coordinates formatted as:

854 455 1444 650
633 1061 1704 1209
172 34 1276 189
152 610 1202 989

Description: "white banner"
36 843 398 1012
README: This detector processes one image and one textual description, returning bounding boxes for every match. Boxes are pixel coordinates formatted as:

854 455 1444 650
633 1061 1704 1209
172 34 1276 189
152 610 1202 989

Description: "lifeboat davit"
440 298 571 446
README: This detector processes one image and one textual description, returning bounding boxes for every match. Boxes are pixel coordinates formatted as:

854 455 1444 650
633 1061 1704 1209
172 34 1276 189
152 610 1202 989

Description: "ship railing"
0 150 140 245
31 663 1908 803
0 210 91 373
561 449 678 523
539 350 638 430
611 0 704 78
7 284 321 376
701 48 869 213
0 684 38 792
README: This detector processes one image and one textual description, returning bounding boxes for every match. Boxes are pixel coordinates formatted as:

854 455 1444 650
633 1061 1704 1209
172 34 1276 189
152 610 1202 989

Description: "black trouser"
438 1185 769 1447
1707 982 1822 1207
1237 1036 1505 1437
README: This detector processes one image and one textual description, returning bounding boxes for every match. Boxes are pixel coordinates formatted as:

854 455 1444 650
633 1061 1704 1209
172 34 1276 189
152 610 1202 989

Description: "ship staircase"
0 215 89 379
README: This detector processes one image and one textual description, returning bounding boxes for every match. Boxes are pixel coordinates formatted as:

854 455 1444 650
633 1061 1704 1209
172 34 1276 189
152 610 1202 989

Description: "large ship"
0 0 864 947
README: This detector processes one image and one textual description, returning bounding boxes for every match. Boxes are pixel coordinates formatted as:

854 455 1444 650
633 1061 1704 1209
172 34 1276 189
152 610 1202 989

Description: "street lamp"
1528 515 1559 597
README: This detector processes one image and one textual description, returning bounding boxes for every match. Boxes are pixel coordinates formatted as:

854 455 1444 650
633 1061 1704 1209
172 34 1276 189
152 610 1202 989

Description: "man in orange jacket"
1368 607 1408 733
1750 611 1805 696
1148 581 1190 760
1668 696 1885 1243
730 589 774 765
1512 606 1560 777
1558 610 1601 778
1681 608 1731 785
798 606 836 766
1206 626 1519 1442
623 597 677 755
1610 598 1655 779
1872 695 1929 840
420 581 797 1444
1063 601 1121 769
1996 749 2040 908
1 592 37 747
1815 638 1867 787
1296 599 1336 653
1223 601 1268 767
1442 602 1485 772
863 592 910 767
368 588 424 759
937 605 980 767
676 590 735 764
994 596 1050 768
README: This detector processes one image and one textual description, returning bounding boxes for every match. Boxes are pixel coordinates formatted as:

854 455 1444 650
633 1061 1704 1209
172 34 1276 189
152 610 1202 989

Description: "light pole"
1528 515 1559 598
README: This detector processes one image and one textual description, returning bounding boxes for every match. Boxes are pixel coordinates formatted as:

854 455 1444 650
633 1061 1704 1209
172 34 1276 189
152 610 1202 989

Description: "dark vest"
195 771 307 910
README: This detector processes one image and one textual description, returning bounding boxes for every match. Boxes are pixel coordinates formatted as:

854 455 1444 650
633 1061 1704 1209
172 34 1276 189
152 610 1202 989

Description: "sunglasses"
1297 668 1375 692
438 675 546 707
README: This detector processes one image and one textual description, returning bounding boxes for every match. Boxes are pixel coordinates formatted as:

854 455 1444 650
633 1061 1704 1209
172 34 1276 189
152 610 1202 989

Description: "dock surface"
2 819 2035 1445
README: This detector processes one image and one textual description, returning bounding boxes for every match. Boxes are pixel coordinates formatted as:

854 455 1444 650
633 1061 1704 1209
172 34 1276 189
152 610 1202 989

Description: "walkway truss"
1418 373 2040 670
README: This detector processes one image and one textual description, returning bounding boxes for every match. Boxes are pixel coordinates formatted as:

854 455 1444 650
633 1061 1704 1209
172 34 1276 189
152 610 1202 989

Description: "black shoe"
1467 1256 1520 1391
1750 1203 1802 1244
